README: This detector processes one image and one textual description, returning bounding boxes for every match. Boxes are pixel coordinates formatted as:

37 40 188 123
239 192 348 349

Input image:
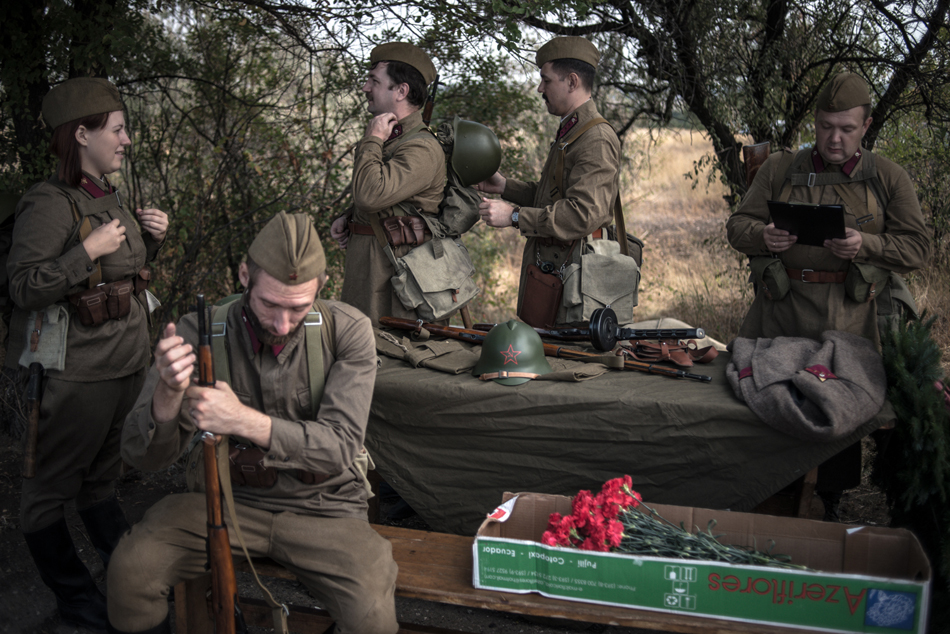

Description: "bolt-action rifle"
379 316 712 382
22 362 44 478
197 294 244 634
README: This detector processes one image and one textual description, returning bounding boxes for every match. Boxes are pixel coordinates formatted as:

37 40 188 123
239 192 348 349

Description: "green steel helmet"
451 115 502 187
473 319 552 386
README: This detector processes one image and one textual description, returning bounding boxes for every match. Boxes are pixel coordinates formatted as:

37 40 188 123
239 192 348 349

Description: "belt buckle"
800 268 814 283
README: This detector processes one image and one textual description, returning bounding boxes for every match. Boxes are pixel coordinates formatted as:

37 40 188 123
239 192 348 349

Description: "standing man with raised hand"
329 42 445 326
476 36 638 329
108 212 398 634
726 72 932 520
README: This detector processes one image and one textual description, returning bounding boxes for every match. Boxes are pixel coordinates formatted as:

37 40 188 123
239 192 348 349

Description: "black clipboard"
767 201 846 247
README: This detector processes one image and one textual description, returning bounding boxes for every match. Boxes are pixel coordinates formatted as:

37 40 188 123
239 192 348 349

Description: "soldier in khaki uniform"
108 213 398 634
8 78 167 631
330 42 445 326
726 73 931 518
476 37 625 327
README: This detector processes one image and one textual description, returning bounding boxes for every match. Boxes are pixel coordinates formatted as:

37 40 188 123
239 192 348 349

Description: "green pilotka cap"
536 37 600 69
815 73 871 113
41 77 124 130
370 42 437 86
247 212 326 285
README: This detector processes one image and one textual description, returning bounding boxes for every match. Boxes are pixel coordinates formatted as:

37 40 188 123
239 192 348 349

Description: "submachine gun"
475 307 704 352
196 294 246 634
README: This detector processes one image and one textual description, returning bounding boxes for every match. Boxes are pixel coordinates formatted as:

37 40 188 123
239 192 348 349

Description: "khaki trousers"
20 371 145 532
107 493 398 634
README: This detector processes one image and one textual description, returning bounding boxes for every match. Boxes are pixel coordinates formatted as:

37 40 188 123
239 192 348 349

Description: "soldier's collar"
811 149 862 176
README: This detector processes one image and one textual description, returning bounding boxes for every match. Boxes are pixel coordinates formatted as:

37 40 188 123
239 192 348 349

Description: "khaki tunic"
121 297 377 519
503 100 621 325
5 175 161 378
7 175 161 531
341 110 445 325
727 149 931 345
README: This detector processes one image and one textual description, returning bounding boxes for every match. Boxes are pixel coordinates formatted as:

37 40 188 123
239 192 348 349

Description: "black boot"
22 517 108 631
79 494 131 568
108 615 172 634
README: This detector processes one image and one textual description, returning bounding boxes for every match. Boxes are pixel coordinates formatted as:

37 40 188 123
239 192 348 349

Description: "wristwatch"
510 207 521 229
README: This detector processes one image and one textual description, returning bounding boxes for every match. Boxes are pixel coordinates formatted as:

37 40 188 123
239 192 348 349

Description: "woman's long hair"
49 112 112 187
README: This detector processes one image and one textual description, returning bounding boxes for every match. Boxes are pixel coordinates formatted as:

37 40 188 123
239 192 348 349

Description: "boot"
79 494 131 569
107 615 171 634
22 517 109 631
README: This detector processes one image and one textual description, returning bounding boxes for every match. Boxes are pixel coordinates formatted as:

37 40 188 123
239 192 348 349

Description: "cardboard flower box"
473 492 931 633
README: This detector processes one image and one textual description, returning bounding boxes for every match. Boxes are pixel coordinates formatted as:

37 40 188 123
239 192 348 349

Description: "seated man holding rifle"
107 212 397 634
726 72 931 519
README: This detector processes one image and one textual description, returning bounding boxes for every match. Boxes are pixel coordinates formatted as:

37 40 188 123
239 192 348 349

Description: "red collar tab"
242 307 285 357
387 124 403 142
805 365 837 382
810 149 861 176
79 176 112 198
738 366 753 380
557 113 579 140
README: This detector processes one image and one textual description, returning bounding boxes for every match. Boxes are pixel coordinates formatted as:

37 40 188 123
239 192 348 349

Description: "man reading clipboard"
766 201 846 247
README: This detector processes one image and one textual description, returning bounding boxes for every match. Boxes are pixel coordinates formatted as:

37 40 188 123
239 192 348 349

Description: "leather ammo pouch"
749 256 790 301
68 278 138 327
228 444 278 488
519 264 563 329
381 216 428 247
845 261 891 303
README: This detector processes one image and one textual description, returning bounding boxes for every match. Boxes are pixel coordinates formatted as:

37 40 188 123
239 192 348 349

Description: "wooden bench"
175 523 825 634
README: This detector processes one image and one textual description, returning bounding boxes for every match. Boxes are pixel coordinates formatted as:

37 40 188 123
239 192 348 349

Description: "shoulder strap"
772 149 806 202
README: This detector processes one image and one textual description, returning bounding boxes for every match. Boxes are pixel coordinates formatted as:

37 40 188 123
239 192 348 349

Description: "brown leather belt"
785 268 848 283
348 222 376 236
537 228 604 248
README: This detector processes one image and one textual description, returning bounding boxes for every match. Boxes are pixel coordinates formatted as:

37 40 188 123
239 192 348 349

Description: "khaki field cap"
370 42 437 86
536 36 600 69
248 212 326 285
816 72 871 113
42 77 124 130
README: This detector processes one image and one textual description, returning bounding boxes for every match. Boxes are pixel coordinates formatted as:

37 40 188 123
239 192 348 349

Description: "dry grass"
465 128 950 370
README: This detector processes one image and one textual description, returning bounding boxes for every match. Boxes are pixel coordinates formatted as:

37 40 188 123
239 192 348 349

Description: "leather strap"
619 341 719 368
478 371 541 381
785 268 848 283
347 222 376 236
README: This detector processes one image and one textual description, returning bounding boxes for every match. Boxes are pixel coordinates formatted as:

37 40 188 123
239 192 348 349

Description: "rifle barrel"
379 317 711 382
22 362 43 478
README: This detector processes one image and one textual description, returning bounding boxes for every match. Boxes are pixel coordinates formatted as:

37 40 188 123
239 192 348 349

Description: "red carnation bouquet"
542 475 806 569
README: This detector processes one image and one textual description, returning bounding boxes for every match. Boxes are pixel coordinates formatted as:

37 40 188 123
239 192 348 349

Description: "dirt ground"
0 426 894 634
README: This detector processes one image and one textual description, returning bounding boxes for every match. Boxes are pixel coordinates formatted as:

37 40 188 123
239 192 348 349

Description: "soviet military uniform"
341 110 445 325
7 174 162 532
727 147 931 496
727 148 931 347
108 298 398 634
503 100 621 326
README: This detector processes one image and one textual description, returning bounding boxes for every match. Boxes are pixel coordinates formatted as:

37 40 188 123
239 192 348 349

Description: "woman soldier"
5 77 167 630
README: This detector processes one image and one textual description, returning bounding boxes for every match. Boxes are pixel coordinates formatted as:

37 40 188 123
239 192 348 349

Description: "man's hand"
366 113 398 141
478 198 515 228
137 208 169 242
762 223 797 253
474 172 506 195
330 215 350 249
825 227 863 260
186 381 272 448
152 322 195 424
83 218 127 260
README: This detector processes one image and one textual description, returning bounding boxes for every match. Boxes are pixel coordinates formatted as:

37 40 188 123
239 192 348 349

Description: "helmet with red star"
473 319 552 386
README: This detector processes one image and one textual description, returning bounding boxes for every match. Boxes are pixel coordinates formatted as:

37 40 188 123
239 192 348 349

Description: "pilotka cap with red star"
42 77 124 130
247 211 326 285
370 42 437 86
816 72 871 113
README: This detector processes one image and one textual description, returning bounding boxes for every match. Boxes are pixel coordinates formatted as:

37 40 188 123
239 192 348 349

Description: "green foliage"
875 315 950 587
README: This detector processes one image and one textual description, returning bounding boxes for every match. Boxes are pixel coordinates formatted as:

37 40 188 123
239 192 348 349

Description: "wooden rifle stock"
197 294 240 634
379 317 712 382
742 142 770 188
22 362 44 478
422 74 440 126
